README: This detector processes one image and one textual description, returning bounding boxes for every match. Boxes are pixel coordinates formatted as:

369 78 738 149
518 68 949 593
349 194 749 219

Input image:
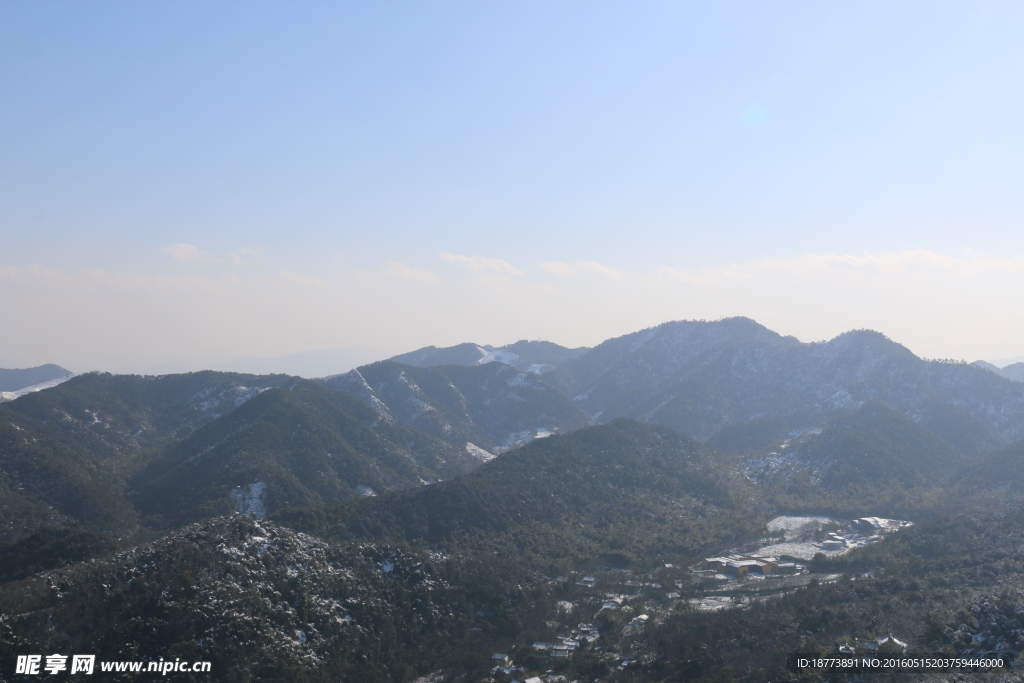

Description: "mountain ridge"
0 364 72 393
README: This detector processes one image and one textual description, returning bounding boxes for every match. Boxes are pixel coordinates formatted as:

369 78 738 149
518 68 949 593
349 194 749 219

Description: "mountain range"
277 419 760 571
4 317 1024 546
4 317 1024 682
373 318 1024 457
0 373 484 542
320 359 590 454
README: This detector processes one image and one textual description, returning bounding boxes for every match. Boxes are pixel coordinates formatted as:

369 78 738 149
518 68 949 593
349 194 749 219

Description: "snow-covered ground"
230 481 268 517
755 541 847 561
476 347 519 366
766 515 842 541
689 596 747 611
465 442 496 463
496 428 554 453
0 373 76 402
755 515 911 560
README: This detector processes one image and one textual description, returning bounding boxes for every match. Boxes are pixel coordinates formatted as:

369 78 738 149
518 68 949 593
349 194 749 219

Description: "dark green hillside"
2 371 497 543
325 360 590 452
0 526 117 583
707 412 809 455
750 402 962 516
0 409 138 542
133 383 478 528
278 420 763 571
954 439 1024 494
0 516 552 683
4 371 295 467
909 398 1006 458
0 364 71 392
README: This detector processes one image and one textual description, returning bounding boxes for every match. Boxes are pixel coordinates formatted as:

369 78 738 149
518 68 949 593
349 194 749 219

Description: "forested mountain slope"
0 515 551 683
541 318 1024 450
0 372 484 542
740 401 964 516
3 371 296 465
321 360 590 453
132 382 477 528
277 420 762 571
0 410 139 542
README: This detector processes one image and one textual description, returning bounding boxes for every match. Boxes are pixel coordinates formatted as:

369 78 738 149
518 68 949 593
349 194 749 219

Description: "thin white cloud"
162 243 216 263
661 249 1024 285
162 243 262 264
539 261 574 275
380 261 436 284
540 260 622 279
439 252 523 275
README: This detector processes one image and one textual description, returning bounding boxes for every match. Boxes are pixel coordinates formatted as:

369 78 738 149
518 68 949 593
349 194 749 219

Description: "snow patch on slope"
231 481 268 517
476 347 519 366
0 374 77 402
396 372 436 418
496 428 554 453
465 442 496 463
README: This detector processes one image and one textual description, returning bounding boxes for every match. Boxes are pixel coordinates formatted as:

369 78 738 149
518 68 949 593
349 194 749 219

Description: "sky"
2 1 1024 375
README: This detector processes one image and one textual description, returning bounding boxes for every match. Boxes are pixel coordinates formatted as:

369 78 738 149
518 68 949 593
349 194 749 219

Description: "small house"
877 635 907 652
700 557 731 571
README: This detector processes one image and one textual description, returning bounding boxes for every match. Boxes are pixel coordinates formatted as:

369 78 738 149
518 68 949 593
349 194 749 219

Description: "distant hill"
0 364 72 392
0 371 489 541
385 320 1023 455
3 371 297 462
132 382 478 528
739 402 962 516
390 340 586 375
1004 362 1024 382
975 360 1024 383
277 419 762 570
321 360 591 453
536 318 1024 452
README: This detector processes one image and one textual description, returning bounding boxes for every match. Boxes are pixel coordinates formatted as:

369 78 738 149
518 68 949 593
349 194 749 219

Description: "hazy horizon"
4 2 1023 374
5 316 1024 379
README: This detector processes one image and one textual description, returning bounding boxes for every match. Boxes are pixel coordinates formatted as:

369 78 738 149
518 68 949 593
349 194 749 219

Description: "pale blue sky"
2 2 1023 374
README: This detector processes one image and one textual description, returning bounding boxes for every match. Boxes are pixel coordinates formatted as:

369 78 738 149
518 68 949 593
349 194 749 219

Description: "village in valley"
697 515 914 581
483 515 915 683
